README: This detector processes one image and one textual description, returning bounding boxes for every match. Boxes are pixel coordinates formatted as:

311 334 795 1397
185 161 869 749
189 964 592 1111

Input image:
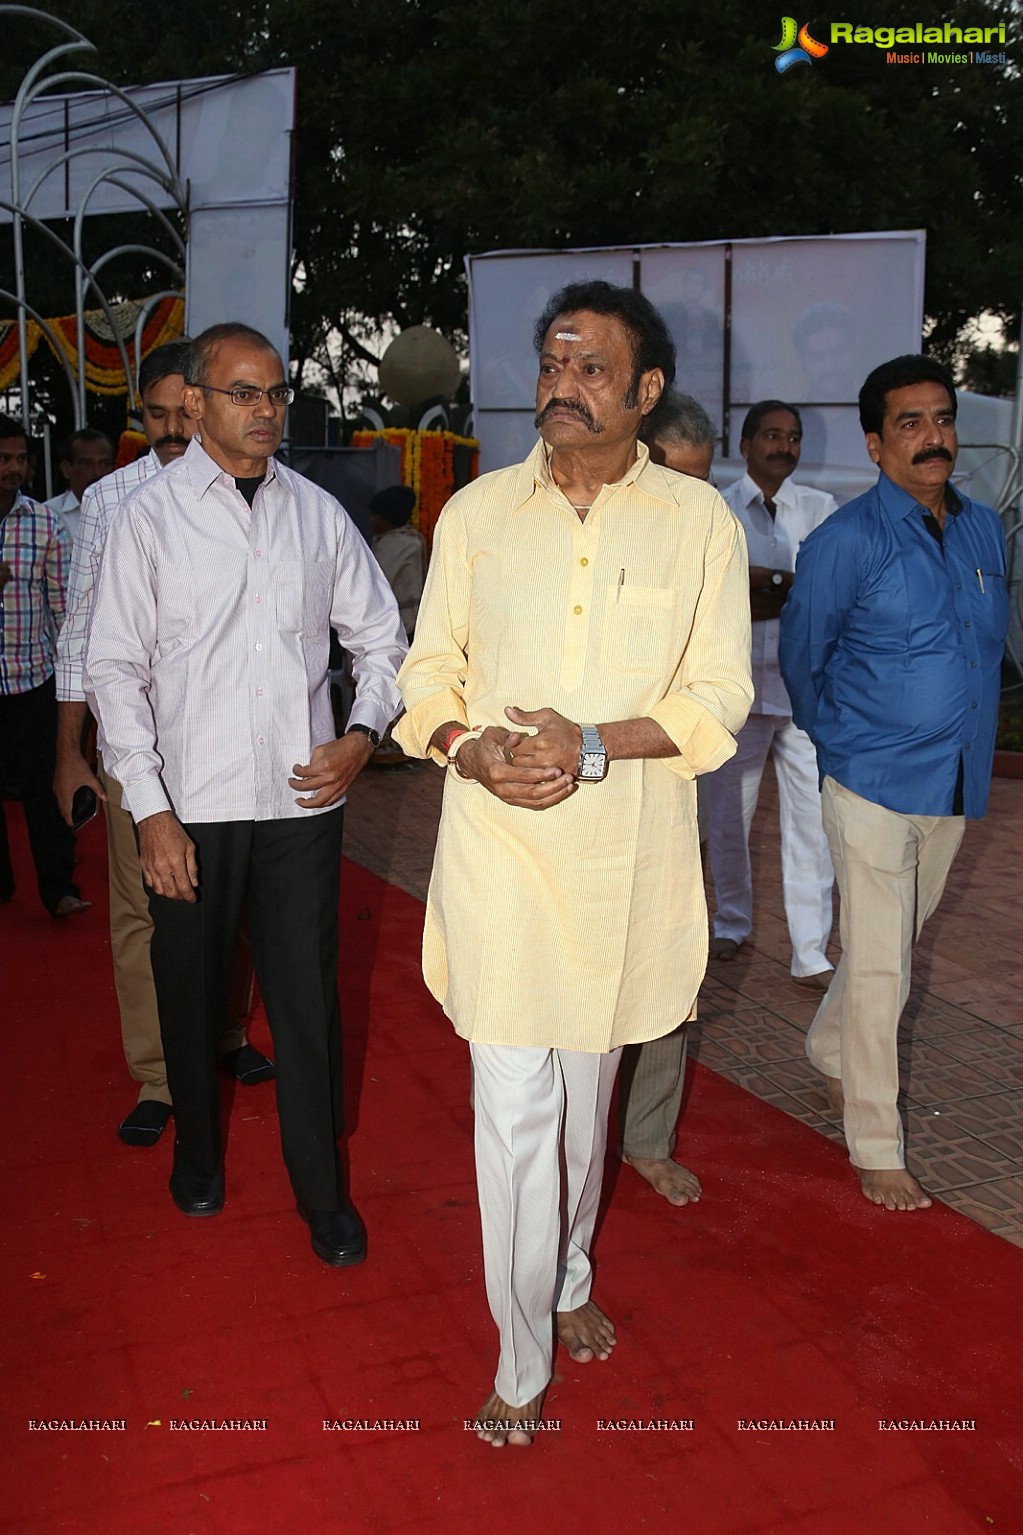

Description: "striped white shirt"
722 471 837 715
85 436 406 825
56 450 160 708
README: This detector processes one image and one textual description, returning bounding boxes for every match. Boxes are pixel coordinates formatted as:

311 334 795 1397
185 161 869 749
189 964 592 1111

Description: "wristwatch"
346 723 381 747
577 725 609 783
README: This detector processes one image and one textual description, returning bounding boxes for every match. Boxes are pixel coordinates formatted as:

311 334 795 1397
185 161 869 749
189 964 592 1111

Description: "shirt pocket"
274 560 333 638
978 571 1008 642
600 583 678 677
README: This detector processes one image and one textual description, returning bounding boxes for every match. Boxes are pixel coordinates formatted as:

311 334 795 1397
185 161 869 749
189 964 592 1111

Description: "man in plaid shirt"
0 413 89 917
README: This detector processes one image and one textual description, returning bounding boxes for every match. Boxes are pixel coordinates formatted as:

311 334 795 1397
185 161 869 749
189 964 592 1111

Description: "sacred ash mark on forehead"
554 331 581 342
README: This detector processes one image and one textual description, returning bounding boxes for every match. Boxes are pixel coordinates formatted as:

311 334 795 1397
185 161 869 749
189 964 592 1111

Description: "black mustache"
154 434 189 450
912 447 953 465
534 398 599 432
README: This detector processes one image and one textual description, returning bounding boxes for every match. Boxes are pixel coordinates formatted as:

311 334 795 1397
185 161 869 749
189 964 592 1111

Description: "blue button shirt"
779 472 1007 819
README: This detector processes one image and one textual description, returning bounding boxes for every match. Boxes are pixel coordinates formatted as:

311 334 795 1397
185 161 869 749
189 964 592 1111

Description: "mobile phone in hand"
71 786 99 830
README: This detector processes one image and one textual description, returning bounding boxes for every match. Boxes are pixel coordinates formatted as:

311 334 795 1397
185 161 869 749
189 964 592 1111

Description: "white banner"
467 233 926 473
0 69 295 363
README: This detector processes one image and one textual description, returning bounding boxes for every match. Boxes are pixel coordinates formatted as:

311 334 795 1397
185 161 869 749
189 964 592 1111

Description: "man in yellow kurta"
394 281 752 1446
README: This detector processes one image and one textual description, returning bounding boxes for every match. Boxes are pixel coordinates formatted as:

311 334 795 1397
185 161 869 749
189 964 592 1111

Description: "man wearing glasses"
86 324 406 1263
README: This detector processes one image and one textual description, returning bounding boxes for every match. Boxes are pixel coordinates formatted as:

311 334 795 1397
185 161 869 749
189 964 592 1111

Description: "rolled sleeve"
650 503 753 778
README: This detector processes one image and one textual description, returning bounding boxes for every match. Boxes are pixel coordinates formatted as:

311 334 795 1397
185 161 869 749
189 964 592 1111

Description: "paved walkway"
345 760 1023 1246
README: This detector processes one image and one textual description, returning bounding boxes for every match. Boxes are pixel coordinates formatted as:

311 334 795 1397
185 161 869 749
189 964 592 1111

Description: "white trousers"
706 712 834 976
807 778 964 1169
471 1041 621 1406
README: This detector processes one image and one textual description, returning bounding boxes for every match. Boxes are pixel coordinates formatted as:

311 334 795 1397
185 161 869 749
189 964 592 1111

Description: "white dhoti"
471 1042 622 1405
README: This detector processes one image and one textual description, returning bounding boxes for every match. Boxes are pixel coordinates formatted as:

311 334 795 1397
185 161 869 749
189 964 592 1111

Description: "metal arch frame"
0 192 179 427
131 290 184 404
78 245 184 408
72 163 185 405
4 8 96 418
0 282 81 404
2 7 187 423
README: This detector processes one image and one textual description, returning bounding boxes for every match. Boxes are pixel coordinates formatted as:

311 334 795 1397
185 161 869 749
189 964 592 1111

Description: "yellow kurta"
394 439 752 1051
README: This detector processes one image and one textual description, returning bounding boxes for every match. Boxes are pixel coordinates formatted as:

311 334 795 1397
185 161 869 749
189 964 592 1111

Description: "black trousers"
148 810 346 1208
0 675 78 912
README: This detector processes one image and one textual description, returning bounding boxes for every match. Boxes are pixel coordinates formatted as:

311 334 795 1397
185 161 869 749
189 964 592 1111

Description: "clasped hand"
456 707 581 810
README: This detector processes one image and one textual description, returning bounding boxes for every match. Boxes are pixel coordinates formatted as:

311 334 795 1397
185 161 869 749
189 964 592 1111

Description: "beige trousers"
618 1024 689 1161
99 760 249 1107
808 777 964 1170
471 1041 621 1406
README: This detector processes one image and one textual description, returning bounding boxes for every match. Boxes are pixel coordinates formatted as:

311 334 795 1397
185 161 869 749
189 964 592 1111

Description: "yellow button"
579 557 589 567
573 605 583 615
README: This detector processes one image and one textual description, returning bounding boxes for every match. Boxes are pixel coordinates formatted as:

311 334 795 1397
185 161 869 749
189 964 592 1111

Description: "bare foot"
856 1167 933 1211
472 1389 546 1447
624 1154 702 1207
557 1300 617 1363
824 1076 844 1115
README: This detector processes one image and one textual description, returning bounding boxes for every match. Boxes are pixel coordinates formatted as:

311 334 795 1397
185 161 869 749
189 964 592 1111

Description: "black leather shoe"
221 1045 276 1085
297 1201 367 1267
170 1144 224 1217
119 1099 172 1147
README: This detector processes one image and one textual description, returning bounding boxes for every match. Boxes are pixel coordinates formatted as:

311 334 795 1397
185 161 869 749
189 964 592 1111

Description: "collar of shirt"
185 435 278 499
733 470 802 516
513 437 672 511
45 489 79 514
2 489 35 523
875 469 964 524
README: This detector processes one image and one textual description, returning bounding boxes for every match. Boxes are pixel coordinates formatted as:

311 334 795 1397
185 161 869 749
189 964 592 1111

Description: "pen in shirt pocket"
976 569 984 593
617 568 625 603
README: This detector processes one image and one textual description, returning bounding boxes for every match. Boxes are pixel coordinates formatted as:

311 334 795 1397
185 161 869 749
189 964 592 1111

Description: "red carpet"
3 812 1021 1534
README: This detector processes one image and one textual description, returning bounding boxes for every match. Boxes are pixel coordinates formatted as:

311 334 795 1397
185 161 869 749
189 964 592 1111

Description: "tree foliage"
3 0 1021 400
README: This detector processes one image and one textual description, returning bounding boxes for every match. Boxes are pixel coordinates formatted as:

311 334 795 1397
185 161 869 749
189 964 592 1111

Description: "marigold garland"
352 427 479 549
115 428 148 470
0 296 184 396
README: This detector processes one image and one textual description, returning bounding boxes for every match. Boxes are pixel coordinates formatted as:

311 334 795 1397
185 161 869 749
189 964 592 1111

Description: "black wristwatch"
346 724 381 747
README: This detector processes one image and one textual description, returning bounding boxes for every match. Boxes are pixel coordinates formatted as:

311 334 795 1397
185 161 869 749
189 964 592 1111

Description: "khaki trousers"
471 1042 621 1406
99 760 249 1107
618 1024 689 1161
808 777 964 1170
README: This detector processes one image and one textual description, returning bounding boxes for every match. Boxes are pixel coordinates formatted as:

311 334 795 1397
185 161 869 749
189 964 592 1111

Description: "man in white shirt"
46 428 113 548
86 323 406 1263
54 340 271 1150
708 400 836 988
369 484 427 641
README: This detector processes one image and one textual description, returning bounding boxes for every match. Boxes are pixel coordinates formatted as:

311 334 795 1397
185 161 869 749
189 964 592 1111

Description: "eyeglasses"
202 385 294 408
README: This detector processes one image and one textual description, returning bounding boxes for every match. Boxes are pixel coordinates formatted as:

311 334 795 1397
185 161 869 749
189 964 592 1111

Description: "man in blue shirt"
779 355 1007 1212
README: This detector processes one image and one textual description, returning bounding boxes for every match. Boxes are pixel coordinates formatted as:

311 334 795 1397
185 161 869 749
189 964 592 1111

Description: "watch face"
580 751 606 779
